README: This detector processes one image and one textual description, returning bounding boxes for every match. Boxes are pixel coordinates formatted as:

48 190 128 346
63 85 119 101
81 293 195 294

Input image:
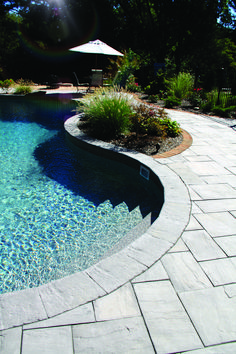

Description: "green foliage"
110 49 141 88
202 89 236 110
125 74 142 92
80 88 133 139
164 96 181 108
130 104 181 138
211 105 236 118
80 89 181 141
159 117 181 137
14 86 32 95
0 79 14 92
167 72 194 100
144 69 167 95
147 95 158 103
1 0 236 90
188 88 206 107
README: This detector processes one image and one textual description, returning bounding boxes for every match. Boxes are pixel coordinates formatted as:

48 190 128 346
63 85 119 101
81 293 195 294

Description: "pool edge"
0 115 191 330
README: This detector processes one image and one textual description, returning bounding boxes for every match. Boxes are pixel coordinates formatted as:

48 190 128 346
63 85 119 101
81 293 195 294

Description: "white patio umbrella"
69 39 124 57
69 39 123 69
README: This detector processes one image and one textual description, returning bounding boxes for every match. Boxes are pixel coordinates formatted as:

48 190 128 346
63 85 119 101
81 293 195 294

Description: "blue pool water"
0 95 163 294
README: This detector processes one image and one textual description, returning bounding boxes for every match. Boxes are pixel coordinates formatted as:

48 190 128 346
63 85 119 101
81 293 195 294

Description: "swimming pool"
0 95 163 294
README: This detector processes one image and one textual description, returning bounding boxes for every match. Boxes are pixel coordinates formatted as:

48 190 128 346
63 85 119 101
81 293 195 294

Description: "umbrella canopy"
69 39 123 56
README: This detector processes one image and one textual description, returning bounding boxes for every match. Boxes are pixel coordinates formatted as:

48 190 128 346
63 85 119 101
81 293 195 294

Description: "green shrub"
165 96 181 108
211 105 236 117
218 91 236 108
189 88 205 107
201 89 236 113
111 49 141 88
159 117 181 137
14 86 32 95
201 101 213 112
148 94 158 103
81 88 133 139
0 79 14 92
212 106 230 117
126 74 142 92
168 72 194 99
144 70 166 95
130 104 181 138
130 104 157 135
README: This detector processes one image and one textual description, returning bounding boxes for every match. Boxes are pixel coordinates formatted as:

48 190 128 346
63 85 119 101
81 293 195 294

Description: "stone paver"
0 288 47 330
132 260 169 282
181 229 226 261
194 212 236 237
195 198 236 212
24 302 95 329
0 327 21 354
22 326 73 354
72 317 154 353
180 286 236 346
93 283 140 321
133 280 203 353
200 257 236 285
215 235 236 256
191 183 236 199
161 252 212 292
1 102 236 353
184 342 236 353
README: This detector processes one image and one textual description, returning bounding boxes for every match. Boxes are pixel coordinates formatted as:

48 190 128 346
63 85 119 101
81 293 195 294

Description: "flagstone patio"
0 100 236 353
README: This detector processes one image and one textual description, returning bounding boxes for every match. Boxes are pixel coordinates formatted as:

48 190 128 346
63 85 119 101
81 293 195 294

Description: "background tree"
1 0 236 90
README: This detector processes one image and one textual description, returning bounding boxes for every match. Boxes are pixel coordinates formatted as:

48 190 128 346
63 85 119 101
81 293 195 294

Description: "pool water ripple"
0 98 162 294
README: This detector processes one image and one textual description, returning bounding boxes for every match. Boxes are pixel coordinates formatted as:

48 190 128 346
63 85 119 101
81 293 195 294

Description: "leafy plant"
14 85 32 95
212 105 236 118
159 117 181 137
148 94 158 103
189 88 205 107
164 96 181 108
126 74 141 92
130 104 181 138
0 79 14 92
167 72 194 100
201 89 236 113
80 88 134 139
109 49 141 88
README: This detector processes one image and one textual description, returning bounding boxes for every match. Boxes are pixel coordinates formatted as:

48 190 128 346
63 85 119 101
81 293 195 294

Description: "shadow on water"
34 132 164 220
0 95 164 221
0 94 79 130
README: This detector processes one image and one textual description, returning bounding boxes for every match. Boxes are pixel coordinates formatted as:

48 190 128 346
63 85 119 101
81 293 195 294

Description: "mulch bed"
109 132 183 156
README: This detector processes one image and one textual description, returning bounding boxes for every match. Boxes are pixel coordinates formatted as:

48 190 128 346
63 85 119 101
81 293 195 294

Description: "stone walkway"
1 109 236 353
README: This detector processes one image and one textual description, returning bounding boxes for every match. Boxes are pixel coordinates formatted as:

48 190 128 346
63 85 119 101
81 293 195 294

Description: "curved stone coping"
0 115 191 331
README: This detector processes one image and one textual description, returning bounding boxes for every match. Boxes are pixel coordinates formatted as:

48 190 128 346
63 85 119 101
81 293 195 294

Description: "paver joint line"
1 93 236 353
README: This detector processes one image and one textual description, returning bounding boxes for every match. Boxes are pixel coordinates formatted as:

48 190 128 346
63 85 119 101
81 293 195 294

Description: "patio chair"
73 72 89 92
87 69 103 92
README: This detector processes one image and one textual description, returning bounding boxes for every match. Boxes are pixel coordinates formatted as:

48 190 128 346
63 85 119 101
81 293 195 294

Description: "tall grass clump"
14 86 32 95
80 88 134 139
202 89 236 116
168 72 194 100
